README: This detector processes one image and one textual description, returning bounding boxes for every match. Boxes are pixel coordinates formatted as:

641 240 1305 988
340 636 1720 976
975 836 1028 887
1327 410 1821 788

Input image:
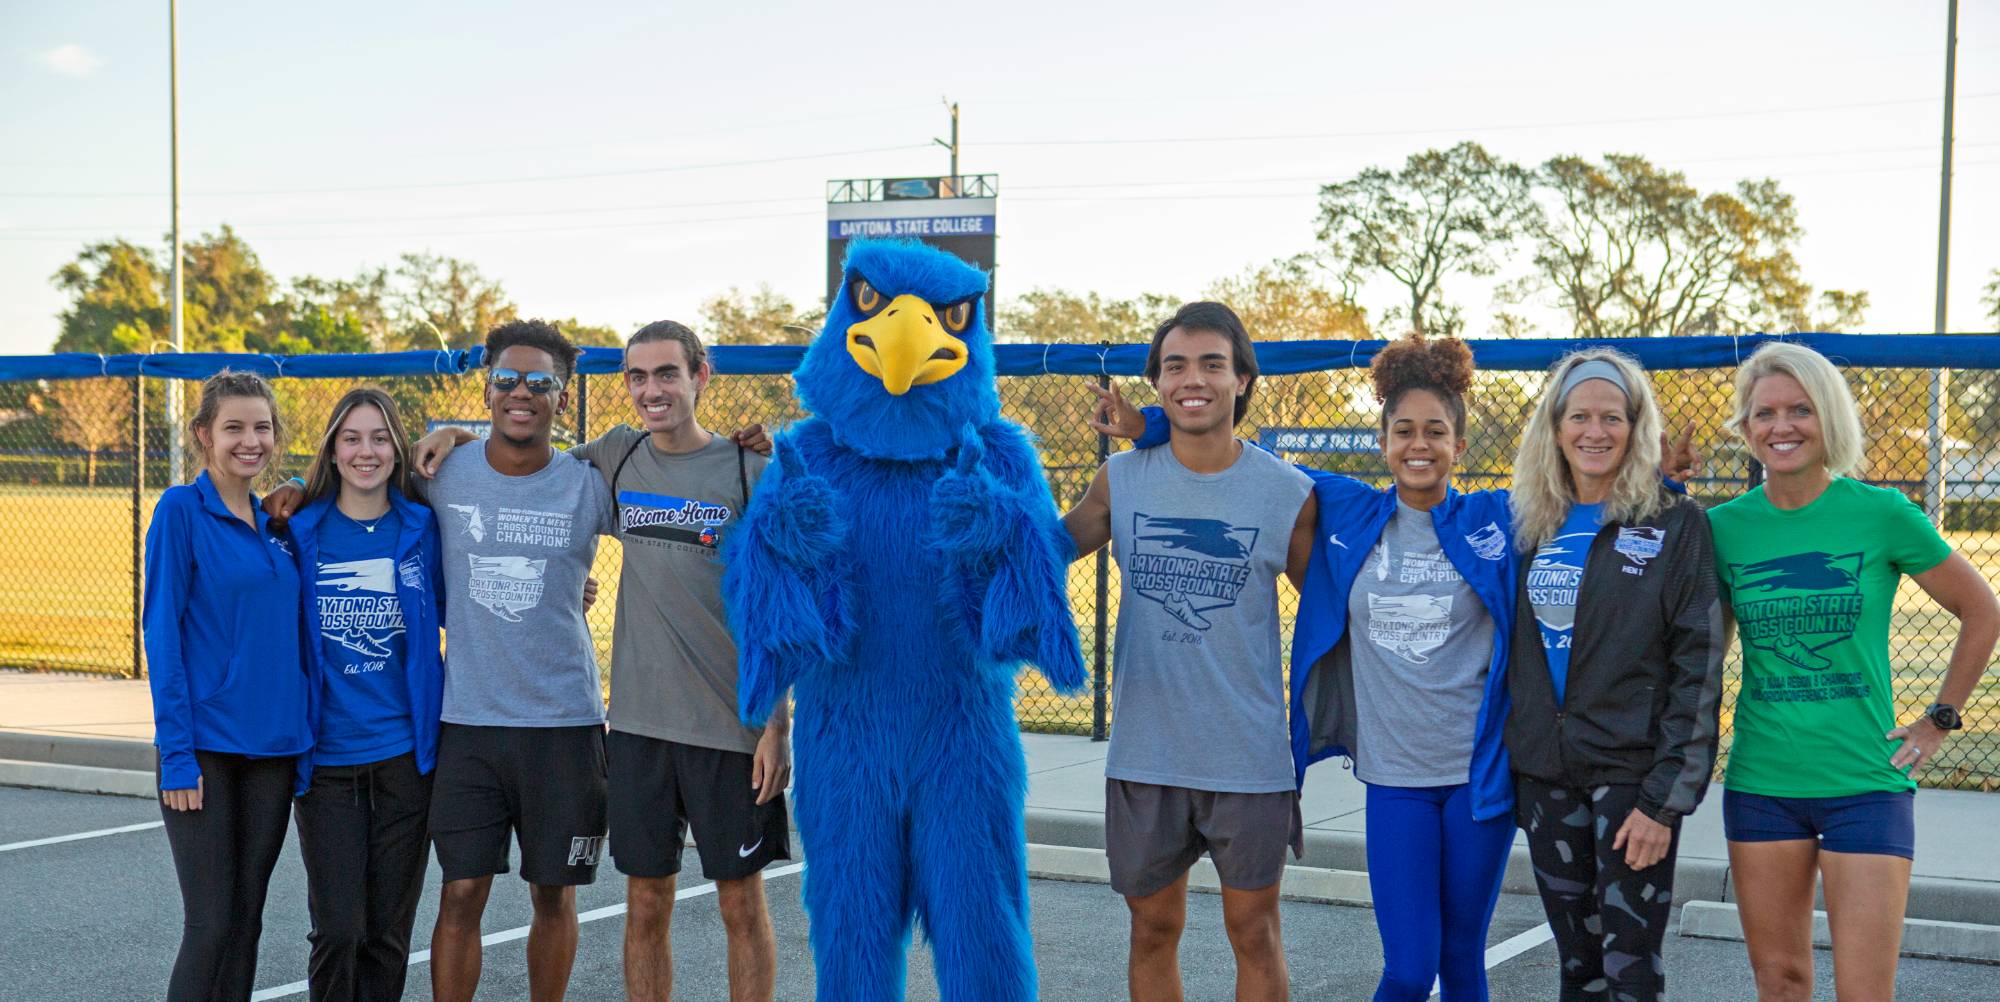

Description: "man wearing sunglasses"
413 320 787 1001
272 318 614 1002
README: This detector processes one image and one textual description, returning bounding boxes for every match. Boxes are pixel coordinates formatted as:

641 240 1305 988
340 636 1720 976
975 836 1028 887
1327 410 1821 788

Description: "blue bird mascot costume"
723 239 1085 1000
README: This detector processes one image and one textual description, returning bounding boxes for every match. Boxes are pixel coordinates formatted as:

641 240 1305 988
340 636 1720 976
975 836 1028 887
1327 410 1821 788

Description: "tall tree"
699 285 820 346
388 252 517 349
1314 142 1531 337
50 240 166 354
182 226 277 353
37 378 131 487
1524 156 1826 337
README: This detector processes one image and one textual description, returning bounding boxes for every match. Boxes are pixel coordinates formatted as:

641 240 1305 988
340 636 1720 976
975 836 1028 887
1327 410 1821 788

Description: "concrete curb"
1027 807 1996 927
0 730 156 799
1679 900 2000 966
0 731 154 771
0 758 155 798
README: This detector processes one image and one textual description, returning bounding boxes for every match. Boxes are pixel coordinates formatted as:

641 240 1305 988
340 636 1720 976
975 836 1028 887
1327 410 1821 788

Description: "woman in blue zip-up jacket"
1112 335 1693 1002
281 386 445 1002
144 371 313 1002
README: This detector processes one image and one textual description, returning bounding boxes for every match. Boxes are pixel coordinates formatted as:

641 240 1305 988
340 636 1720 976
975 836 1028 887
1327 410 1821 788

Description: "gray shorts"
1104 778 1303 898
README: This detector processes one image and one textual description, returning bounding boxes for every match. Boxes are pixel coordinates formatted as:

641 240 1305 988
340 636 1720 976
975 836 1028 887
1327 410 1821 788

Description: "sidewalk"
5 670 1996 924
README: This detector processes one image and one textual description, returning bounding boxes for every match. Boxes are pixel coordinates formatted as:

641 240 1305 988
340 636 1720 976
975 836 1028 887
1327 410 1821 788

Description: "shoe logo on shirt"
1127 513 1258 633
738 837 764 858
466 554 547 622
1365 593 1454 664
1465 522 1507 562
1614 527 1665 568
447 504 486 542
1727 551 1865 678
567 835 604 866
317 559 406 662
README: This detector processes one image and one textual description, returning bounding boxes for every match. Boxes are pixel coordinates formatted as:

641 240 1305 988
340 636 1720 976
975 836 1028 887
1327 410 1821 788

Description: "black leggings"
293 753 433 1002
1515 777 1680 1002
160 750 296 1002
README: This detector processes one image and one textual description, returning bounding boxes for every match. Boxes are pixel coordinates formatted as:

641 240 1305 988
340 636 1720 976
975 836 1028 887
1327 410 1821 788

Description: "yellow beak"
845 294 969 395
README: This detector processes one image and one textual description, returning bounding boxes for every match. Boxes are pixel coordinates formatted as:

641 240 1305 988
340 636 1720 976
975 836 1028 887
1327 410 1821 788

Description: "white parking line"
1430 921 1556 999
249 861 808 1001
0 820 163 853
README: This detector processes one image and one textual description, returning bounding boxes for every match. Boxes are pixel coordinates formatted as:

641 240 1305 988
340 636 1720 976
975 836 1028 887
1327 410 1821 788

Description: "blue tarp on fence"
4 333 1997 382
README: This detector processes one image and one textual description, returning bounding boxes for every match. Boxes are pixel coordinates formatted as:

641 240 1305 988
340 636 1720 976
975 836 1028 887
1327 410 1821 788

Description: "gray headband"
1557 359 1630 405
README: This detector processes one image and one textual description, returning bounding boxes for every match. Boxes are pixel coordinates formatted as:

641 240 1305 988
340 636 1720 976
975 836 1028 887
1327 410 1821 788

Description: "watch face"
1931 705 1962 730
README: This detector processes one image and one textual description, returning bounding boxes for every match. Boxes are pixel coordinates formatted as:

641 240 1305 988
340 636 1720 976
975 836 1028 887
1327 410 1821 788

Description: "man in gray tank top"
1066 302 1316 1002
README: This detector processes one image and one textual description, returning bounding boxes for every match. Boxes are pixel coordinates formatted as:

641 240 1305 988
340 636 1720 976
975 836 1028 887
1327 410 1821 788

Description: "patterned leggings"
1515 777 1680 1002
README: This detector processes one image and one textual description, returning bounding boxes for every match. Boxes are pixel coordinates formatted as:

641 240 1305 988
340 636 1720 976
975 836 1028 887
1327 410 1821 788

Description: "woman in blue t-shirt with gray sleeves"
281 386 445 1002
144 371 313 1002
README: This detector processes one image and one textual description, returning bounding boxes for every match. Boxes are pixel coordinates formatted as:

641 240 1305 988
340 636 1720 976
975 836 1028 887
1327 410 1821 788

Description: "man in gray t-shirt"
1064 304 1317 1002
289 322 616 1001
425 321 789 1002
1346 499 1495 787
429 441 611 727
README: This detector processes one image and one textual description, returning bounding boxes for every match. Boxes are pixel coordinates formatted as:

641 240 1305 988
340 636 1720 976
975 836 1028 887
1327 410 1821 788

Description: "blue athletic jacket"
1292 475 1522 821
143 472 314 791
285 488 446 791
1131 408 1520 819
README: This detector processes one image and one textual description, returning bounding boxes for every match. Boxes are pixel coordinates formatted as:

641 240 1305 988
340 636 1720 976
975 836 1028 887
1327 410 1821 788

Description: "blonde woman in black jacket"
1505 348 1727 1002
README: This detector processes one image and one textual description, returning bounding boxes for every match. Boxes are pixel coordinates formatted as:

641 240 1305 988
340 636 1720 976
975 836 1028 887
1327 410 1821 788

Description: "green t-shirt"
1710 478 1951 797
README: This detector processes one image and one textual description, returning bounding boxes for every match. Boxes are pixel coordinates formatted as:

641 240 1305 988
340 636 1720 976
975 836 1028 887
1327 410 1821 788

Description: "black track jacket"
1505 490 1726 827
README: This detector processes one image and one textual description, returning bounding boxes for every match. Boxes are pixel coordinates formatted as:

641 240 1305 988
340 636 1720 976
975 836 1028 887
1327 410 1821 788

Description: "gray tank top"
1105 441 1313 793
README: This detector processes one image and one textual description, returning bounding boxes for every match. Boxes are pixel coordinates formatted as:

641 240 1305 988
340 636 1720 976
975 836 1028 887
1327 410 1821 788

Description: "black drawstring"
345 760 380 812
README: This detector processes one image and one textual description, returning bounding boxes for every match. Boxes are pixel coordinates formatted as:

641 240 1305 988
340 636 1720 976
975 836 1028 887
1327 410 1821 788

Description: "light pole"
167 0 185 483
1925 0 1958 522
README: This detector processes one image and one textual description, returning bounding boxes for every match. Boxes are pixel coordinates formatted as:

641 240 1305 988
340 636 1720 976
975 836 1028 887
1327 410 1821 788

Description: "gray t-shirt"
573 426 767 754
1345 499 1494 787
428 444 613 727
1105 441 1313 794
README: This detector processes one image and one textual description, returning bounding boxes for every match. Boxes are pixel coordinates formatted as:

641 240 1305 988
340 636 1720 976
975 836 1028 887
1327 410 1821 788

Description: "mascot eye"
939 299 973 334
852 277 883 314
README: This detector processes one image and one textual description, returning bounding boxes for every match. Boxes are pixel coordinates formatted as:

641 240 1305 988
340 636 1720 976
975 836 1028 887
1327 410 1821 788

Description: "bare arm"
414 426 479 478
1285 492 1318 590
1062 465 1113 562
1889 553 2000 771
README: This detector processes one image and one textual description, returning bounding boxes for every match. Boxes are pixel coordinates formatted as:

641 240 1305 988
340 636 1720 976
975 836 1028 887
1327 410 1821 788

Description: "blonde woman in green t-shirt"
1711 341 1998 1002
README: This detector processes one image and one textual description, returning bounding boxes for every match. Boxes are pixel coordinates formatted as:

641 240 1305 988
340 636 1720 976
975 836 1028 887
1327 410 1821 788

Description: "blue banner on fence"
5 333 1998 382
1257 427 1380 454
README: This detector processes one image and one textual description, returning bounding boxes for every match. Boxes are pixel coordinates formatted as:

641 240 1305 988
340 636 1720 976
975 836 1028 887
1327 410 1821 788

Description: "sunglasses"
488 367 565 395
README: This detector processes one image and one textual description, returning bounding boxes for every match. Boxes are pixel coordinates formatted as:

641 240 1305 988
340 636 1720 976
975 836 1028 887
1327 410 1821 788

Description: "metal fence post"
576 372 590 444
131 375 145 680
1091 345 1111 742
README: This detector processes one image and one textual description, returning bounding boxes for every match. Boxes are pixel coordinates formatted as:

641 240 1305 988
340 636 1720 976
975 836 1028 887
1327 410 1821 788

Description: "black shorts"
429 723 608 887
607 730 790 882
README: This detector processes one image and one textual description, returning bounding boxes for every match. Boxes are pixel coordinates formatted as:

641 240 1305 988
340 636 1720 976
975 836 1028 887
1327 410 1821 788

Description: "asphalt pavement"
5 784 1996 1001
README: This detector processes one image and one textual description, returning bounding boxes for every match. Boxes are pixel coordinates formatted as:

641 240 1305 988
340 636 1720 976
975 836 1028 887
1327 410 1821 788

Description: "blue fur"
724 240 1084 1000
793 240 1001 461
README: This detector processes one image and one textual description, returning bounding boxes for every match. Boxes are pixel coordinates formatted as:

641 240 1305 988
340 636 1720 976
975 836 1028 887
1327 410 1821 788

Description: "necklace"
342 506 390 533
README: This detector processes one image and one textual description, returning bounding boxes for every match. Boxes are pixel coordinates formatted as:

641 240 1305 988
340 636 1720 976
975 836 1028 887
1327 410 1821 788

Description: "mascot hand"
764 436 847 568
928 423 1011 559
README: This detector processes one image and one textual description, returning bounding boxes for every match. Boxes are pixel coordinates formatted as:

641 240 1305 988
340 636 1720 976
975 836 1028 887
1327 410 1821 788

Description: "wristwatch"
1925 703 1963 732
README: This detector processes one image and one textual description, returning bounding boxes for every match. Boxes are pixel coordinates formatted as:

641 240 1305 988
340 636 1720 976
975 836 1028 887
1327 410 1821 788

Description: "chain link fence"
2 338 1996 790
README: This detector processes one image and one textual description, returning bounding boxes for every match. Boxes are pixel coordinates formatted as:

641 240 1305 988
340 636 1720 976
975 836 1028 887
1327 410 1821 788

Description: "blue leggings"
1364 782 1515 1002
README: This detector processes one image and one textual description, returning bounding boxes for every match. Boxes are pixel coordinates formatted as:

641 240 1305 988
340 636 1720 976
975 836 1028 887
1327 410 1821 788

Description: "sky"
2 0 1996 357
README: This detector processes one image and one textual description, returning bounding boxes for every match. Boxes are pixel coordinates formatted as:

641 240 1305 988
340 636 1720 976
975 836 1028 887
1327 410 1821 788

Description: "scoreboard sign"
827 175 997 309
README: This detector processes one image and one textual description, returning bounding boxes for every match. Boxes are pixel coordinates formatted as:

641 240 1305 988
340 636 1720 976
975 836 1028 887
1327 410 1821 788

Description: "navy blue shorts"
1722 788 1916 859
